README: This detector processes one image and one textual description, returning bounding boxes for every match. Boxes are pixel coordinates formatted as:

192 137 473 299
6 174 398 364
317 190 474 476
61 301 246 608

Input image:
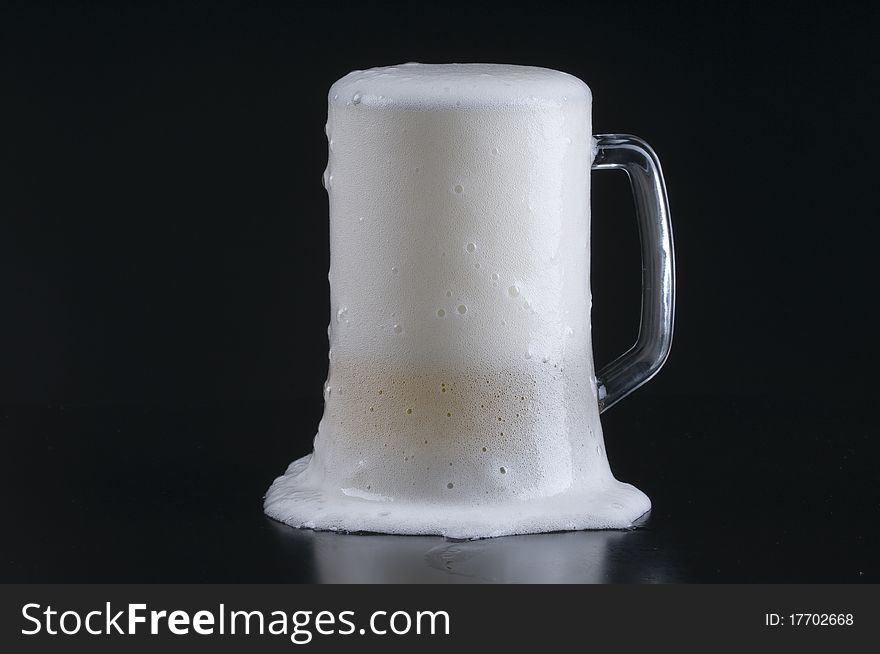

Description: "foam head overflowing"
264 63 650 538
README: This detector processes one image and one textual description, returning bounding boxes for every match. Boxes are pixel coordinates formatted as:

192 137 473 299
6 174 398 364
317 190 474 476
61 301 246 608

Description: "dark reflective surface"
1 396 877 582
267 514 686 583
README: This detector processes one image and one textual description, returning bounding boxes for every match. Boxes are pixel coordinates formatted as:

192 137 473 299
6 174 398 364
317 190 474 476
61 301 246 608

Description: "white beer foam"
329 62 592 109
266 455 650 539
265 63 650 538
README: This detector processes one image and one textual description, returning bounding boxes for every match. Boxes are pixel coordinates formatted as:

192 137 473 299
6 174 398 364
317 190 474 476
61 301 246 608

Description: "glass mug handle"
591 134 675 412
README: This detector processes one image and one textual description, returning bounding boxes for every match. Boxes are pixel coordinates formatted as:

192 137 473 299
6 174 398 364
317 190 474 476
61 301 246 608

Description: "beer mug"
265 63 674 539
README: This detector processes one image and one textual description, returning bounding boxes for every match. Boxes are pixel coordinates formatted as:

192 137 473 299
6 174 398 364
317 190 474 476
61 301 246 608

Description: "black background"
1 0 878 582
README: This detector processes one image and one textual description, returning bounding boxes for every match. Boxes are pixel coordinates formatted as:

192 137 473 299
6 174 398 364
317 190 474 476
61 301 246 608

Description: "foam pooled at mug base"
264 454 651 539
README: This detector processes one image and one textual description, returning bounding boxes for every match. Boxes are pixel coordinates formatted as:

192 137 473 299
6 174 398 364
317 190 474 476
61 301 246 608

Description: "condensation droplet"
491 273 499 281
457 304 467 315
447 482 454 489
508 285 520 298
446 290 452 298
436 308 446 318
466 242 476 253
393 324 403 334
391 266 399 274
352 92 361 105
453 184 463 194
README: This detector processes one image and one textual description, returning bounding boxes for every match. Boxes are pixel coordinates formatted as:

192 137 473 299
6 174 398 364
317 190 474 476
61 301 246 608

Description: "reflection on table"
268 513 686 583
